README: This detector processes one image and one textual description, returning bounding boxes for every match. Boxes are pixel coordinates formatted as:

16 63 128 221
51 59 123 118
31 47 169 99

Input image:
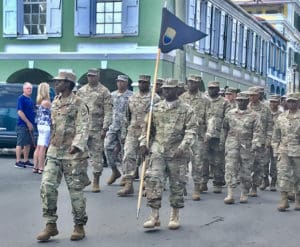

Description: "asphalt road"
0 156 299 247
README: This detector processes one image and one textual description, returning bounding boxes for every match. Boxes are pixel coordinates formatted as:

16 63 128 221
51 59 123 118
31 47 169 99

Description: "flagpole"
136 48 161 219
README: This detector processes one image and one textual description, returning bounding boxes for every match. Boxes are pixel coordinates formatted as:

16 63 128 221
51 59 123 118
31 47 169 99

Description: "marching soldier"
117 75 160 196
247 87 273 197
37 71 89 241
222 92 262 204
180 75 209 200
77 68 112 193
105 75 133 185
140 78 197 229
204 81 228 193
272 93 300 211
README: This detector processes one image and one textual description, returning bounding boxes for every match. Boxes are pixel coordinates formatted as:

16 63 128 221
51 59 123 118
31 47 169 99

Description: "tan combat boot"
117 178 134 196
70 224 85 241
270 178 277 191
92 172 101 193
213 185 222 194
294 192 300 211
192 183 201 201
36 223 59 241
168 207 180 230
143 208 160 228
224 187 235 204
107 166 121 185
248 185 258 197
119 176 126 186
199 183 208 193
277 191 289 212
288 192 295 201
239 189 248 204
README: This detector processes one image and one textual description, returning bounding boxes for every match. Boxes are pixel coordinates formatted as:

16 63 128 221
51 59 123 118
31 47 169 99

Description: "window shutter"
188 0 196 27
231 19 237 63
242 26 247 67
235 21 240 64
74 0 91 36
225 16 232 62
205 2 212 53
199 0 207 53
3 0 17 37
47 0 62 37
212 8 221 57
219 10 225 58
122 0 139 36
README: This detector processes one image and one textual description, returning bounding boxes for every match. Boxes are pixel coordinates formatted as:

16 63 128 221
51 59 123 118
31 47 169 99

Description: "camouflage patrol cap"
287 93 299 101
138 74 151 82
116 74 128 82
256 86 265 92
207 81 220 88
269 95 280 102
247 87 260 95
161 78 178 88
236 91 249 100
87 68 99 76
187 75 202 82
225 87 237 94
52 71 76 84
156 78 164 85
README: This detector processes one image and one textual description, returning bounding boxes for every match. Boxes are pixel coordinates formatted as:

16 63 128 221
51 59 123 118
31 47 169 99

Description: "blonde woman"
33 82 51 174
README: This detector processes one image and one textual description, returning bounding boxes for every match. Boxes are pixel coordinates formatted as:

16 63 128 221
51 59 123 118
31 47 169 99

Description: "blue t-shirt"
17 94 35 127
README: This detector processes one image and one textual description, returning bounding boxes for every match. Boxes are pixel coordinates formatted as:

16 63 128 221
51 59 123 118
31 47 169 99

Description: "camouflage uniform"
77 79 112 174
205 85 229 188
272 95 300 210
180 85 209 187
141 98 197 209
104 89 133 168
272 108 300 192
268 96 282 188
41 92 89 225
248 93 273 189
122 91 160 179
222 107 262 192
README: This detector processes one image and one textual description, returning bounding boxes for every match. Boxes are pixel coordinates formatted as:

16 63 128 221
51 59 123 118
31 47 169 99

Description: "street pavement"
0 155 299 247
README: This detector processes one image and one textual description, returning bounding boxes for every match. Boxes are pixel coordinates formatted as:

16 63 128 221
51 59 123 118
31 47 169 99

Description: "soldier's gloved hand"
69 146 80 154
140 145 149 159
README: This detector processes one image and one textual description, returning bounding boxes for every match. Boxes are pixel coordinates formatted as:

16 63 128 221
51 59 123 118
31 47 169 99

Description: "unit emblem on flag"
163 27 176 45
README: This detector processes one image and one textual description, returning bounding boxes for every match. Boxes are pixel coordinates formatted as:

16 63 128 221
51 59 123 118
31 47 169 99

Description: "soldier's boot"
270 178 277 191
239 189 248 204
117 178 134 196
168 207 180 230
192 183 201 201
224 187 235 204
133 166 139 180
277 191 289 212
213 185 222 194
119 176 126 186
36 223 59 241
199 183 208 193
70 224 85 241
248 185 258 197
294 192 300 211
143 208 160 228
107 166 121 185
92 172 101 193
259 176 270 191
288 192 295 201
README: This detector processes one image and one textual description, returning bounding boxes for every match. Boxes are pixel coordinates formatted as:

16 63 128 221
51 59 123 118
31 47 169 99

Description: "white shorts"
37 125 51 147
